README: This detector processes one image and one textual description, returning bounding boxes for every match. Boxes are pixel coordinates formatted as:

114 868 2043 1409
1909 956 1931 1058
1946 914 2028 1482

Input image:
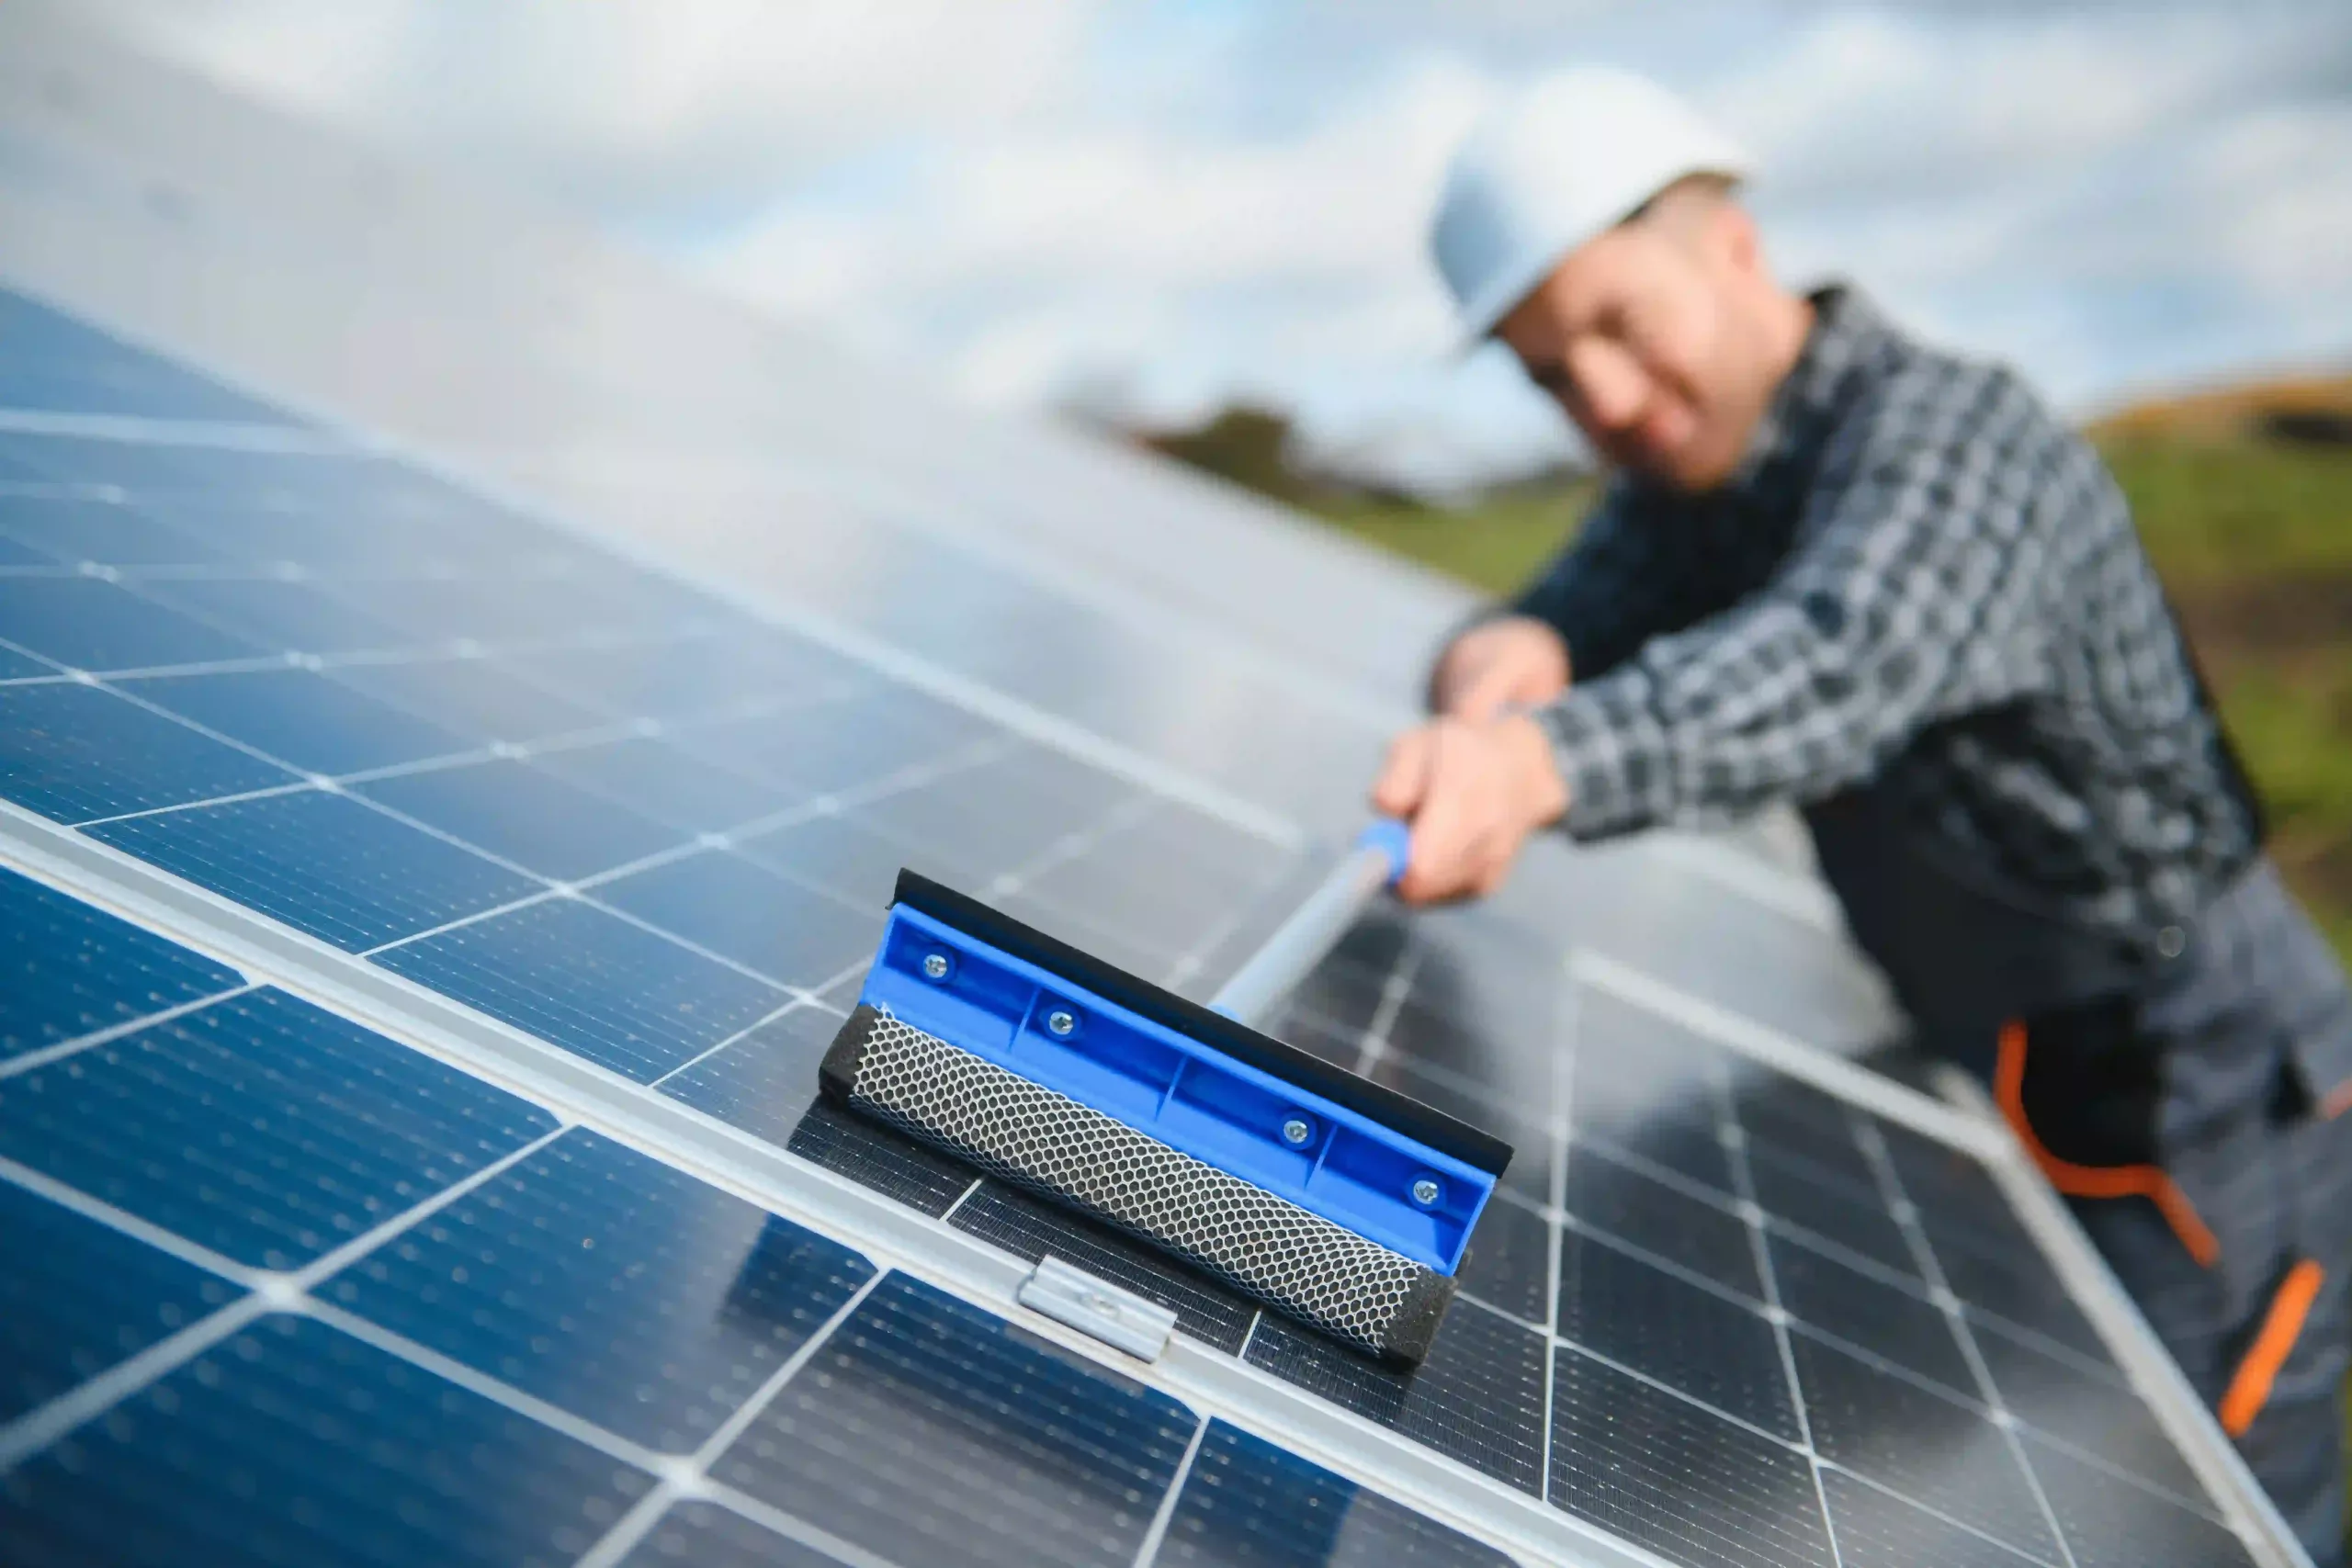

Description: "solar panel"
0 11 2309 1567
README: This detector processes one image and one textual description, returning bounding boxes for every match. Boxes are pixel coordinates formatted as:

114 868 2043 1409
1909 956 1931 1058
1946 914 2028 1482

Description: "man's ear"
1713 203 1762 277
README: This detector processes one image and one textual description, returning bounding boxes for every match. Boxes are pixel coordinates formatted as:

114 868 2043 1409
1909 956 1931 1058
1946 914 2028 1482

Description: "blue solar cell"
328 656 607 745
0 493 221 567
0 533 54 568
659 1003 869 1145
0 681 299 823
135 494 474 570
1819 1469 2041 1568
1973 1314 2209 1508
0 293 298 425
1790 1332 2057 1562
1564 1143 1762 1301
1244 1302 1547 1495
1023 835 1272 962
530 736 799 834
1551 1345 1835 1568
656 1005 985 1216
1769 1229 1976 1399
88 788 541 952
2021 1428 2254 1568
121 668 475 776
0 577 266 673
1161 1419 1514 1567
0 864 243 1063
0 1312 654 1568
611 1500 845 1568
1557 1227 1801 1443
1450 1189 1549 1325
0 987 557 1269
736 808 938 909
682 690 991 796
710 1272 1196 1568
998 889 1185 987
354 760 685 882
0 1180 242 1424
507 635 862 720
593 850 880 991
131 577 416 659
341 576 682 645
374 897 791 1080
322 1129 875 1453
860 783 1066 880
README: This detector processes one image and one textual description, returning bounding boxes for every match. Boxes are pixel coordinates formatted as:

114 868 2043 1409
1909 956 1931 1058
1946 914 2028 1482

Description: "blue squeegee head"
820 873 1510 1365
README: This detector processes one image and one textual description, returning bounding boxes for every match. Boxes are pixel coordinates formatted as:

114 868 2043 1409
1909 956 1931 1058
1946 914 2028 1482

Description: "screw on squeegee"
1046 1008 1078 1037
1410 1178 1442 1208
1281 1117 1313 1147
921 952 952 982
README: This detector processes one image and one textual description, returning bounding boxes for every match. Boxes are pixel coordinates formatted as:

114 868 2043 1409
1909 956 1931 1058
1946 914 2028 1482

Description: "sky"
86 0 2352 491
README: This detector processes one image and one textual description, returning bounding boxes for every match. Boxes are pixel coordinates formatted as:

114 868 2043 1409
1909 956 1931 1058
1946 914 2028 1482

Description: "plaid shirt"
1518 286 2260 936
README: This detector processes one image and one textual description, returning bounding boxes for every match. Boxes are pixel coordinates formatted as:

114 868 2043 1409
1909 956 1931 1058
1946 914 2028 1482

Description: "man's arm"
1539 366 2064 840
1426 482 1702 722
1510 482 1701 685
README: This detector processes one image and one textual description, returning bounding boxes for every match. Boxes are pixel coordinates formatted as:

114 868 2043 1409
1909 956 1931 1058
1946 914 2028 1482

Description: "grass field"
1294 392 2352 967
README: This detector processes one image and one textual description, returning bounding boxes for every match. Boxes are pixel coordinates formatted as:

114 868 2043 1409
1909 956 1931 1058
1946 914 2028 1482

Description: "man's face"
1495 207 1760 491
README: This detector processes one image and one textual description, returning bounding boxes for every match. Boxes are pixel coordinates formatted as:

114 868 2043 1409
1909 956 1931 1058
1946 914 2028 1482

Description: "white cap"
1430 66 1754 344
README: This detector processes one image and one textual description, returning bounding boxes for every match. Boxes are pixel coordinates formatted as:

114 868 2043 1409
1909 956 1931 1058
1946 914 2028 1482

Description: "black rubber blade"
892 869 1513 1177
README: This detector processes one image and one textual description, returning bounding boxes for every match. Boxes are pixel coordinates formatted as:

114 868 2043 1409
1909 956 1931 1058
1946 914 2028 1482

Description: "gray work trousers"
2060 863 2352 1567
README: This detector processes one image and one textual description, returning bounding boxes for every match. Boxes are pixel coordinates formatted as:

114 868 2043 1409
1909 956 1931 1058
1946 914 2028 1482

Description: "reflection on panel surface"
0 855 1499 1568
0 285 2259 1568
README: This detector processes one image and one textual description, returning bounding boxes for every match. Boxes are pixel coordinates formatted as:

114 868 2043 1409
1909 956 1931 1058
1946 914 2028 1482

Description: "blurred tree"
1139 405 1314 506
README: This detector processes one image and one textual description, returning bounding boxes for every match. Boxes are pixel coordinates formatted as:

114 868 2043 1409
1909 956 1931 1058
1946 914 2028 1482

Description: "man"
1380 65 2352 1562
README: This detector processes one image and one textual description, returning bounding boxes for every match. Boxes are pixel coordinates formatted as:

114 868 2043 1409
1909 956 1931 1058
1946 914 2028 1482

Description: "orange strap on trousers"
1992 1020 2220 1266
1995 1021 2335 1438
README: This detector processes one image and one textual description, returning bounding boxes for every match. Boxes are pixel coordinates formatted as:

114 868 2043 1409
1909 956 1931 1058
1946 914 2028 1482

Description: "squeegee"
819 820 1510 1365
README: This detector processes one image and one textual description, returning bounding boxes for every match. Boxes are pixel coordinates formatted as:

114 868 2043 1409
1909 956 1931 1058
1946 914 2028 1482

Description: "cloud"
84 1 2352 489
85 0 1101 216
695 53 1490 406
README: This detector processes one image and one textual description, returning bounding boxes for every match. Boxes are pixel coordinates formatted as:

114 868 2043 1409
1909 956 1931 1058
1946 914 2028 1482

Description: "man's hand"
1429 615 1571 721
1370 713 1568 905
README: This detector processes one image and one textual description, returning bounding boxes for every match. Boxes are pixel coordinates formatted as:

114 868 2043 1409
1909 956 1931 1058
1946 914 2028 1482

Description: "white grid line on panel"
0 1124 568 1469
639 769 1177 1106
0 407 351 451
729 450 1416 738
1538 960 1578 1509
0 981 259 1081
1927 1073 2312 1568
7 388 1316 855
568 1267 891 1568
337 734 1012 992
1818 1461 2062 1568
1350 941 1422 1077
1710 1069 1849 1568
1851 1111 2086 1568
694 1482 914 1568
1510 1169 2178 1507
1130 1411 1213 1568
1159 841 1308 996
304 1299 667 1472
0 795 1730 1568
646 995 842 1094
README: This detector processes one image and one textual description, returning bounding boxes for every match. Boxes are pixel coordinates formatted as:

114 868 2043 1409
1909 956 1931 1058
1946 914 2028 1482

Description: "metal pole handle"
1208 819 1410 1029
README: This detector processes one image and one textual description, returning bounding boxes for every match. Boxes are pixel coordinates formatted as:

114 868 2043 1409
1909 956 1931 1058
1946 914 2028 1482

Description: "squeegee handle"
1206 819 1410 1029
